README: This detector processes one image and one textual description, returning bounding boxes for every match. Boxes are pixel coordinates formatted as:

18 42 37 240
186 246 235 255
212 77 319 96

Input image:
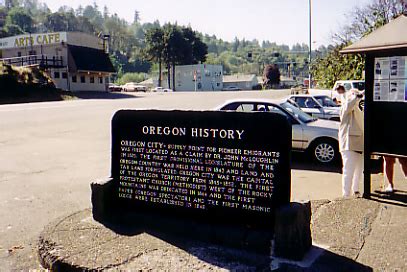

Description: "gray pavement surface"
0 90 406 270
37 195 407 271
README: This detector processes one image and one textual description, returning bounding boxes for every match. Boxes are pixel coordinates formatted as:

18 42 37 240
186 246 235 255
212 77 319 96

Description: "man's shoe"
354 191 361 198
384 185 394 193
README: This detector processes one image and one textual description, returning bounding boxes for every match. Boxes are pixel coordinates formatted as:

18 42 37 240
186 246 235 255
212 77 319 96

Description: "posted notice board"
374 56 407 102
369 54 407 157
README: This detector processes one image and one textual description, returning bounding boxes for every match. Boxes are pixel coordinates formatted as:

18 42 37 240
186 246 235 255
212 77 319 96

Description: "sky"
39 0 372 47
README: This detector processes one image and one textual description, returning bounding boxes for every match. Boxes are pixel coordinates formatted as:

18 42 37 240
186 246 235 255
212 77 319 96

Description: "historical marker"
111 110 291 229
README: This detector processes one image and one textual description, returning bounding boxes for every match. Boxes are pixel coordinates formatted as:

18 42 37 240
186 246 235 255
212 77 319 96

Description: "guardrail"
0 55 64 68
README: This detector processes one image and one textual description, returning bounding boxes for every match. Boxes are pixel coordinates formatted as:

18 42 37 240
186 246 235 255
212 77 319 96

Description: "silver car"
288 95 340 121
216 98 340 164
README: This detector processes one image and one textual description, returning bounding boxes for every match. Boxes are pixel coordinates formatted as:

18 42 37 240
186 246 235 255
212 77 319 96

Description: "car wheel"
310 139 338 164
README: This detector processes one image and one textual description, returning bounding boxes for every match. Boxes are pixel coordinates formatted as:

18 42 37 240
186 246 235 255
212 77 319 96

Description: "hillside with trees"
0 0 319 85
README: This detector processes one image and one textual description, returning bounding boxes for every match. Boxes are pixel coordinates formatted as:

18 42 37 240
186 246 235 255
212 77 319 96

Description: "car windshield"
314 96 339 107
280 102 316 123
352 82 365 91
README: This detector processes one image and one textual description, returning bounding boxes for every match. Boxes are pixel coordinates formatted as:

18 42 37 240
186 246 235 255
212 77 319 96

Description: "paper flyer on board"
373 80 390 101
374 56 407 102
374 57 390 80
389 80 406 102
390 56 406 79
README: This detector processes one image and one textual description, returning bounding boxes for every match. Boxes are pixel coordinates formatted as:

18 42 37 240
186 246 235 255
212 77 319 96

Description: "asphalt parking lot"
0 90 386 269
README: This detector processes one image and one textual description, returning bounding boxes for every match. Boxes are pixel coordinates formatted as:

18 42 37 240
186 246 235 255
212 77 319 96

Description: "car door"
293 97 323 119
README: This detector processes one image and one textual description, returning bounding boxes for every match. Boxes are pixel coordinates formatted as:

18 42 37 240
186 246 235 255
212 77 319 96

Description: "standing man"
336 85 364 197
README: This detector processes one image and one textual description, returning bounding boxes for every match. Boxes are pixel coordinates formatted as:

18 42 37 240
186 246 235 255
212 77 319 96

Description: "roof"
68 45 115 73
223 74 257 83
341 15 407 54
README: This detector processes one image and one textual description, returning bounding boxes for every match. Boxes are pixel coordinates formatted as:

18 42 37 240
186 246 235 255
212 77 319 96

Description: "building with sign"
0 32 115 92
162 64 223 91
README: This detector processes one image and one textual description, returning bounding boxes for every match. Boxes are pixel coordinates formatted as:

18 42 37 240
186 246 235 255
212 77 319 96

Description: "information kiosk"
341 15 407 198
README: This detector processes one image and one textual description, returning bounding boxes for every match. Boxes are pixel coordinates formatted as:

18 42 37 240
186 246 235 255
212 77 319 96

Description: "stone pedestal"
273 201 312 261
91 177 115 221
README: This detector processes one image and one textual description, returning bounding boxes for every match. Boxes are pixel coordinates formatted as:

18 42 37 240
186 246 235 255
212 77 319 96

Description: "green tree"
181 27 208 64
43 12 68 31
313 0 404 89
162 24 188 90
263 64 281 89
5 7 34 33
312 45 364 88
144 27 164 86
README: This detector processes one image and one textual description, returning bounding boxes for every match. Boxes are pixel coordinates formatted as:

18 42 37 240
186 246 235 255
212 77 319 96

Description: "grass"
0 63 77 104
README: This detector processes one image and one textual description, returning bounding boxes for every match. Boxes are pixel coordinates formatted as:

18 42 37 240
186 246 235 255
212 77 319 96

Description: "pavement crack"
97 248 160 270
354 203 382 261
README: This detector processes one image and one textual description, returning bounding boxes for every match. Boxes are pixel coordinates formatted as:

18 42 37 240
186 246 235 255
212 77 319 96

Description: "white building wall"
167 64 223 91
223 78 258 90
48 71 108 91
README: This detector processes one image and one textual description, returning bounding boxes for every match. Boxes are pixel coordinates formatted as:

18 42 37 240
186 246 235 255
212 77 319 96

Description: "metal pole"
308 0 312 88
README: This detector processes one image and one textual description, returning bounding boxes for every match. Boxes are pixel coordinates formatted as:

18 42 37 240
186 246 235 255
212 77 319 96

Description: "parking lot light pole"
308 0 312 88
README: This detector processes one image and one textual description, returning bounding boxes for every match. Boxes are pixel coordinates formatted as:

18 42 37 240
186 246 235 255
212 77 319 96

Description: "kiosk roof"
341 15 407 54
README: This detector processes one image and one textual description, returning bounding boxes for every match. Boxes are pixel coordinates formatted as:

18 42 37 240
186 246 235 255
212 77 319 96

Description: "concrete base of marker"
273 201 312 261
91 177 115 222
91 178 275 254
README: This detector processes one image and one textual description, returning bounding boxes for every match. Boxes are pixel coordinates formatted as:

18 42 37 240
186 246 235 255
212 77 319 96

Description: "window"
90 76 95 83
293 97 316 109
17 52 22 57
99 77 103 84
105 77 109 84
80 76 86 83
62 72 67 79
72 76 77 83
54 72 60 79
236 103 255 112
344 83 352 91
352 82 365 91
29 50 36 56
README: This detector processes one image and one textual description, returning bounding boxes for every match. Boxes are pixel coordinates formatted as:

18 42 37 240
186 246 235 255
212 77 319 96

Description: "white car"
288 95 340 121
216 98 340 164
122 83 147 92
152 87 173 92
308 80 365 104
222 86 241 91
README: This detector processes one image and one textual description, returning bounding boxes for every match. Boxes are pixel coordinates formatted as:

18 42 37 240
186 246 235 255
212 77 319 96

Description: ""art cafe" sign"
0 32 67 50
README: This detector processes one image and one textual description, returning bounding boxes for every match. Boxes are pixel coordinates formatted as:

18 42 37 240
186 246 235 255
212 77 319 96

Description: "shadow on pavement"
291 153 342 173
291 152 383 174
371 189 407 207
99 217 374 271
99 215 271 270
297 247 372 272
274 245 373 271
74 91 141 100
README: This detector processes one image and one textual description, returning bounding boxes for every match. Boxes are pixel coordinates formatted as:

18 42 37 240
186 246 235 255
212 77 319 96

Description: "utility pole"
308 0 312 88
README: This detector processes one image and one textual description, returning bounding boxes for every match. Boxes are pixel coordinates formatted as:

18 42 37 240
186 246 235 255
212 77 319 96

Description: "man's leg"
352 152 363 195
384 156 396 190
341 151 357 197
